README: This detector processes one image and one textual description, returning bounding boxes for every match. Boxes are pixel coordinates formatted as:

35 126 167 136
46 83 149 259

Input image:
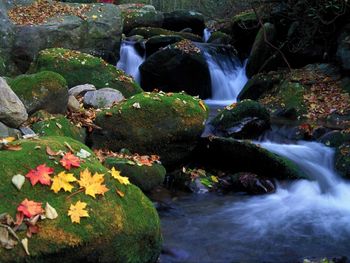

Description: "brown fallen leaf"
46 146 60 156
3 144 22 151
116 189 125 197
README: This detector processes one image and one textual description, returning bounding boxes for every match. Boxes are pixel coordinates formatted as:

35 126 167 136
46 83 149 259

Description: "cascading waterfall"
198 44 248 107
116 40 145 84
161 139 350 262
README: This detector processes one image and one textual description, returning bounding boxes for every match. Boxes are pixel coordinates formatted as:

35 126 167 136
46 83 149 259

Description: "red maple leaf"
60 152 81 170
25 164 54 186
17 199 44 218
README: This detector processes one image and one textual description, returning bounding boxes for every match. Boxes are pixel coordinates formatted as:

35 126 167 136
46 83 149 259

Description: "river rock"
208 31 232 45
194 137 306 180
119 4 164 34
246 23 277 78
0 121 21 138
104 157 166 192
162 10 205 36
0 77 28 127
67 95 80 112
83 88 125 108
0 136 162 262
230 172 275 194
7 2 122 72
29 48 142 98
91 92 208 166
68 84 96 97
336 23 350 71
8 71 68 115
210 100 270 139
128 27 203 42
140 40 211 98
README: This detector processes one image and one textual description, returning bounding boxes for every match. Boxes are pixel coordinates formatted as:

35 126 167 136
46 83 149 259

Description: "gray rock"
336 24 350 71
8 3 123 72
0 77 28 127
0 121 21 138
83 88 124 108
68 84 96 97
67 95 80 112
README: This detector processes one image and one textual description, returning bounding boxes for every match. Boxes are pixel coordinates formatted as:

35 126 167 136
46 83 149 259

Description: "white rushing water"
203 28 212 42
199 45 248 107
161 140 350 262
116 40 145 84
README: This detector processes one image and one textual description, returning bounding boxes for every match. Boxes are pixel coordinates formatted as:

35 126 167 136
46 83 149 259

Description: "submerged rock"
0 136 162 262
0 77 28 127
91 92 208 166
140 40 211 98
30 48 142 98
104 157 166 192
8 71 68 115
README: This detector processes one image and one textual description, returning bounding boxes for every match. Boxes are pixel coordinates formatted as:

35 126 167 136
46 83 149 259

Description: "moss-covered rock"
128 27 203 42
336 143 350 179
91 92 208 166
208 31 232 45
104 157 166 192
31 114 86 143
8 71 68 115
140 41 211 98
119 4 164 34
29 48 142 98
210 100 270 139
145 35 184 57
194 137 306 180
0 136 162 262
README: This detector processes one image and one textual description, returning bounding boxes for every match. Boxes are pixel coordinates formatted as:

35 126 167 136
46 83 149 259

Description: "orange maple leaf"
25 164 54 186
17 199 44 218
77 168 109 198
60 152 80 170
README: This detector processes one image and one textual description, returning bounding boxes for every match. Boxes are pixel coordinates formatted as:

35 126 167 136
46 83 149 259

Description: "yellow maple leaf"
78 168 109 198
109 167 130 185
68 201 89 224
51 171 77 193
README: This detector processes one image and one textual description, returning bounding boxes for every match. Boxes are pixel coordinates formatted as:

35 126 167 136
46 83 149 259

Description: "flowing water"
197 44 248 107
203 28 212 42
161 139 350 262
116 40 145 84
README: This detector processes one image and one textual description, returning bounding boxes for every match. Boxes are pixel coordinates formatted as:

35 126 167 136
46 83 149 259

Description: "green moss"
208 31 232 44
29 48 142 98
31 114 86 143
8 71 68 115
104 157 166 192
0 136 161 262
211 100 270 129
232 11 257 24
128 27 203 42
92 92 208 165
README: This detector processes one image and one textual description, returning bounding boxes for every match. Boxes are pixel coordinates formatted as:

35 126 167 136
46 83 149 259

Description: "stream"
116 35 350 262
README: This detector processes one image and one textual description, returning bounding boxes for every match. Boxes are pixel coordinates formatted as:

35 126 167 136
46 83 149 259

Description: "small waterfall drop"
203 28 212 42
116 40 145 84
198 44 248 107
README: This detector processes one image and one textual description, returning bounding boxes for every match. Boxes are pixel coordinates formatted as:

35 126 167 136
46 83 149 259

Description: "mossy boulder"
145 35 184 57
119 4 164 34
162 10 205 36
91 92 208 166
194 137 306 180
31 114 86 143
246 23 277 78
210 100 270 139
0 136 162 262
30 48 142 98
208 31 232 45
104 157 166 192
128 27 203 42
140 41 211 98
9 2 122 72
8 71 68 115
